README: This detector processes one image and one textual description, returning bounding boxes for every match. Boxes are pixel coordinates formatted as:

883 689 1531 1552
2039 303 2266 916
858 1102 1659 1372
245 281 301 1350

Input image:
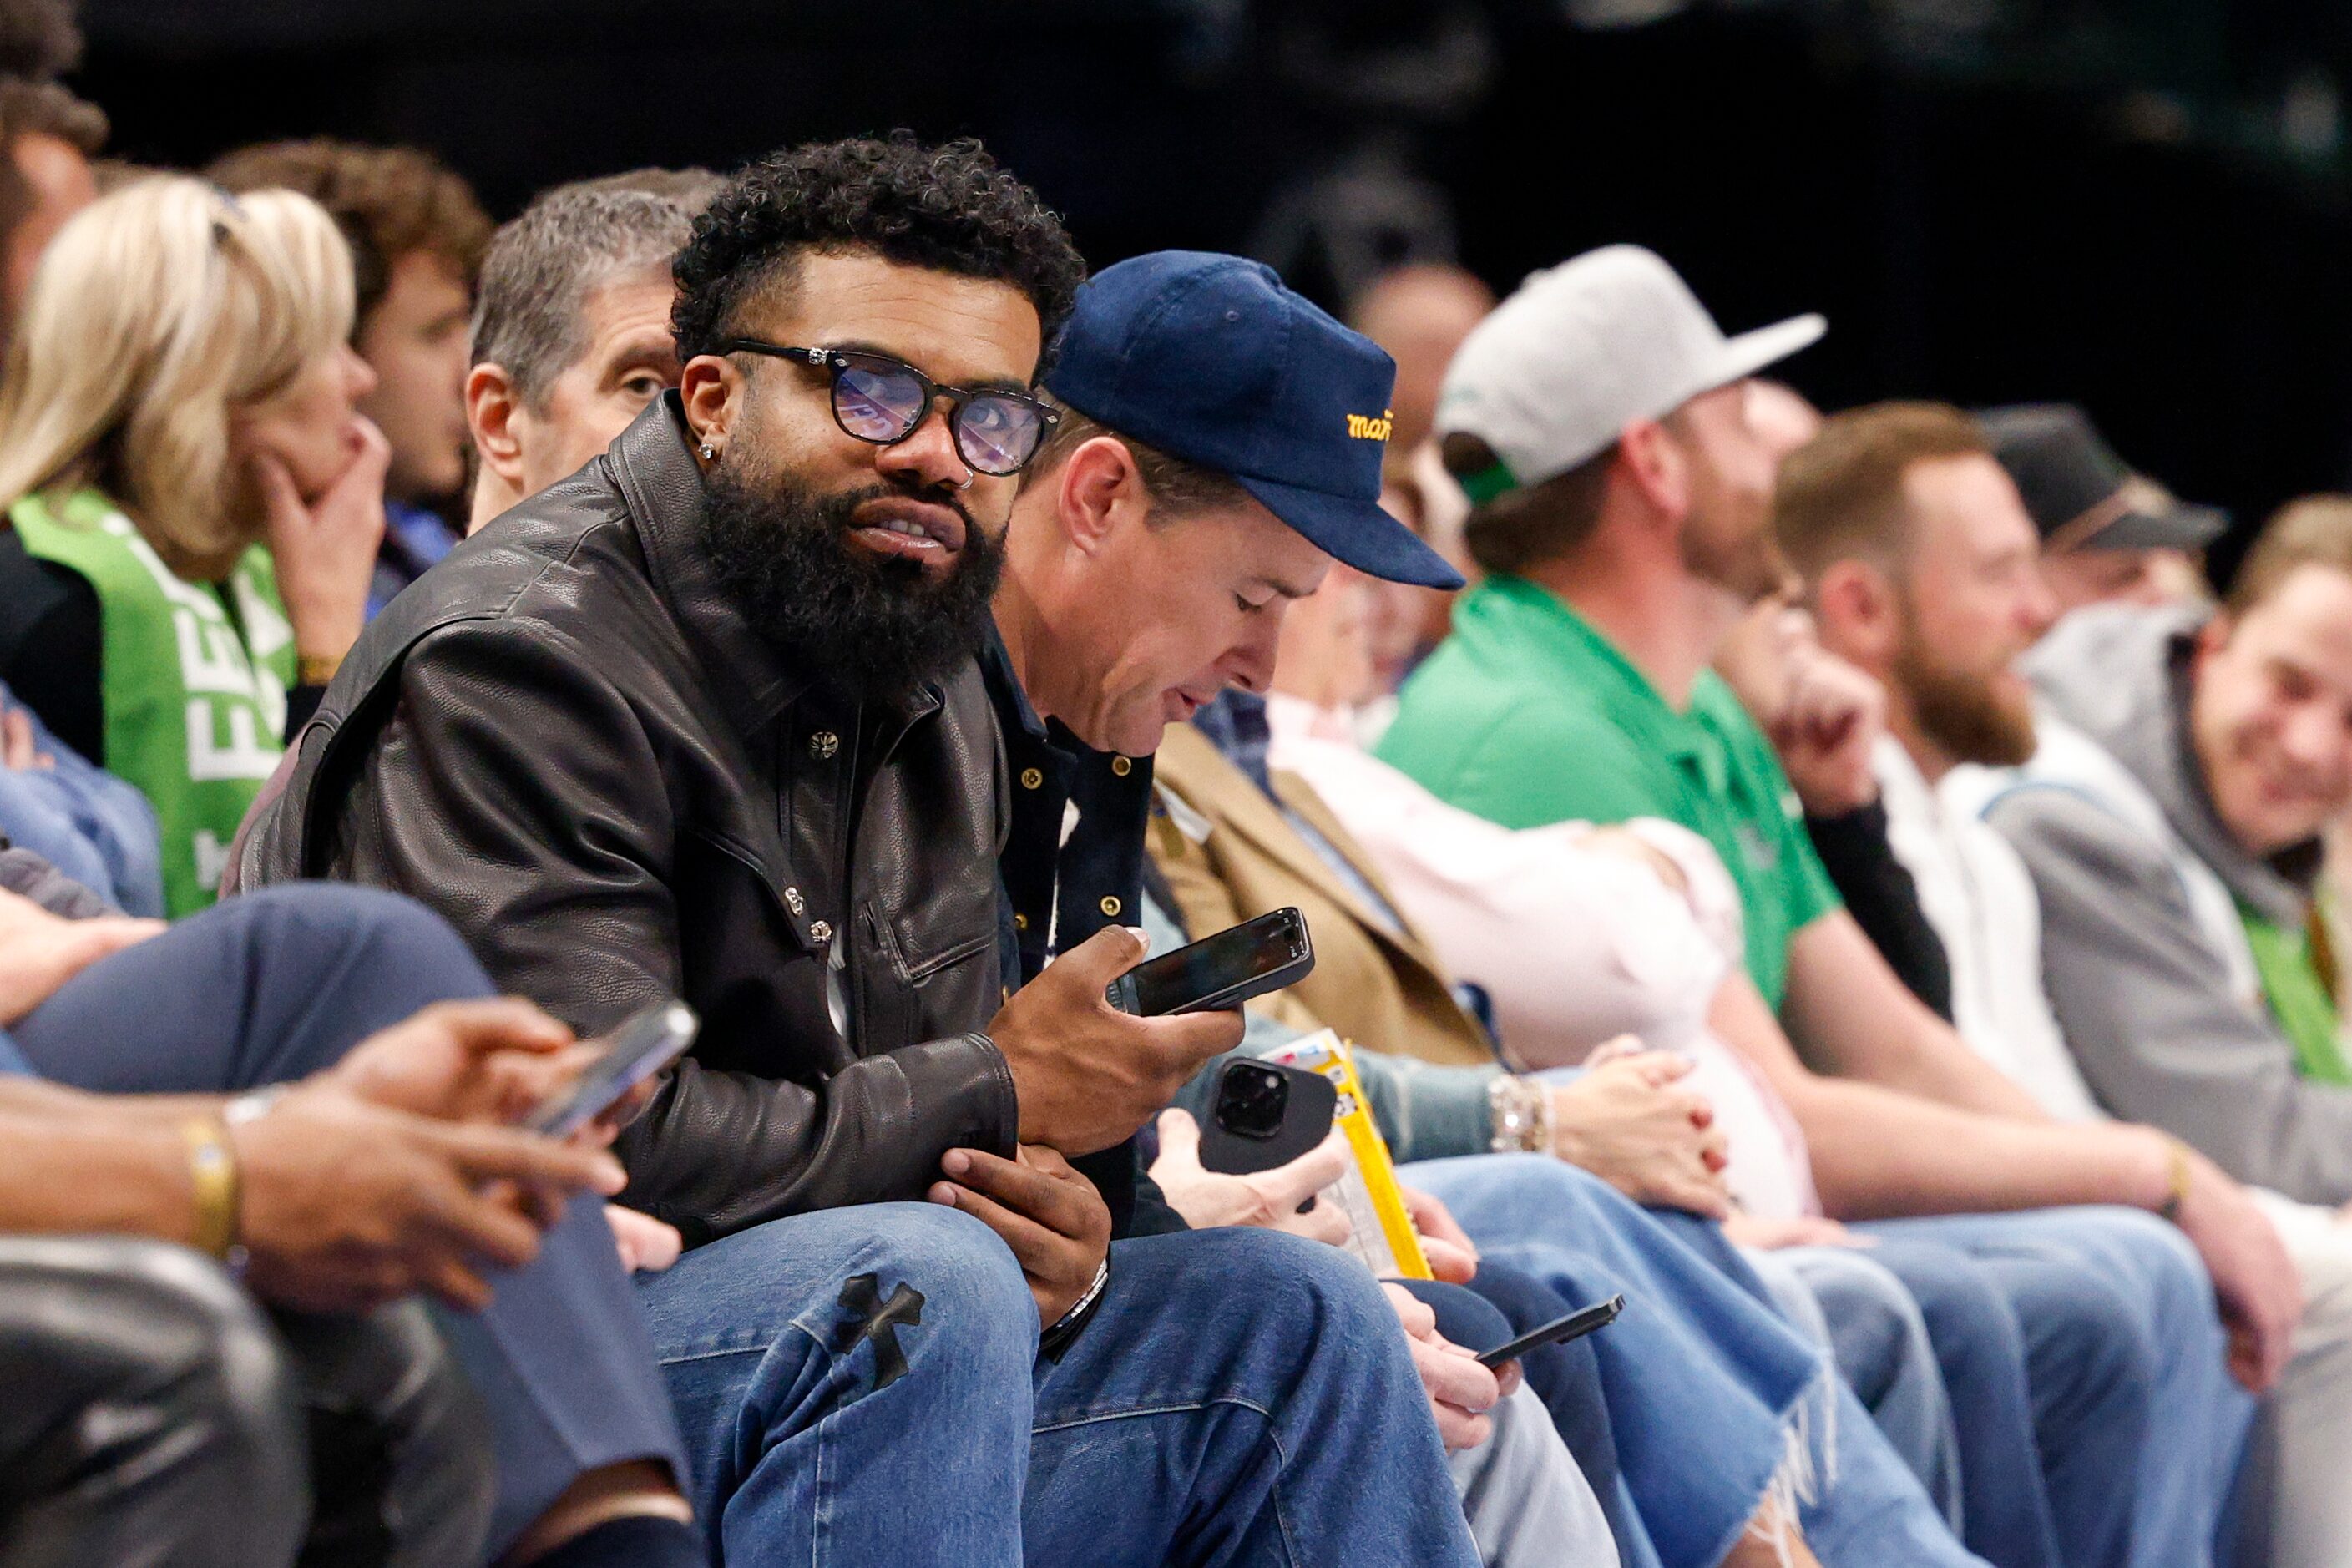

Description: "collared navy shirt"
980 631 1185 1237
367 500 461 620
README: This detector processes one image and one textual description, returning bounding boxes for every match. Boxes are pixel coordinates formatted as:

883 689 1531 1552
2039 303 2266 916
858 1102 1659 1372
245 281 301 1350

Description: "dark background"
72 1 2352 582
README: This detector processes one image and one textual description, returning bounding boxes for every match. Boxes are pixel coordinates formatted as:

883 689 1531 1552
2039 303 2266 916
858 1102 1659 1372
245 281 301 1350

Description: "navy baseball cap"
1044 251 1464 589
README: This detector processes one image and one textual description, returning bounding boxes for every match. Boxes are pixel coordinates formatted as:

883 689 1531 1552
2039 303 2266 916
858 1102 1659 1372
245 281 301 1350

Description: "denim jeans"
1456 1387 1621 1568
10 883 690 1558
0 682 164 916
1404 1276 1621 1568
1862 1208 2251 1568
1460 1262 1653 1565
1406 1154 1990 1568
639 1204 1484 1567
1748 1245 1962 1529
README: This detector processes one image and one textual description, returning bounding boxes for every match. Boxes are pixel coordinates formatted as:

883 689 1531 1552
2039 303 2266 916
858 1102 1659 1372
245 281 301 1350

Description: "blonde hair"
0 175 355 578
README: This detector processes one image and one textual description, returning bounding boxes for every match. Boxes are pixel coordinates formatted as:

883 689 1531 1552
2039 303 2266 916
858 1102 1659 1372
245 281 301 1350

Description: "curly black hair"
671 134 1085 372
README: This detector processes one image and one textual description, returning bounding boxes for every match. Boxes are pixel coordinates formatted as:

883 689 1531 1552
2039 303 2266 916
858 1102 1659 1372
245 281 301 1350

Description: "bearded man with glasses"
240 136 1493 1568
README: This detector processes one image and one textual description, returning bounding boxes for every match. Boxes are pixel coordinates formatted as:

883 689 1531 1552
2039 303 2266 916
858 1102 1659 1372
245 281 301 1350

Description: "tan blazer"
1150 723 1496 1068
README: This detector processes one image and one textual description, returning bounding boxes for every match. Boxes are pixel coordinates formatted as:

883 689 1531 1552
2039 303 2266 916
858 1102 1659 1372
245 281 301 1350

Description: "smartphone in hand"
526 999 698 1138
1106 908 1314 1016
1475 1295 1626 1368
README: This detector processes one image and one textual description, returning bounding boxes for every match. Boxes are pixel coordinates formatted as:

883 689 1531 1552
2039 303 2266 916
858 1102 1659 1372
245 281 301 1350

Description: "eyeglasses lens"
956 395 1044 476
833 362 927 443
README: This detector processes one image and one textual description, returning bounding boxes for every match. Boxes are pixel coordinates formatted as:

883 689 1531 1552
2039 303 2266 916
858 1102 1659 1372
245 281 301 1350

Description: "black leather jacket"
239 397 1019 1247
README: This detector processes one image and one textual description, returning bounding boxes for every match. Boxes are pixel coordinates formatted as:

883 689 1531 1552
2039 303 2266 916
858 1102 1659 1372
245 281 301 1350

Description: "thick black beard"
695 461 1004 704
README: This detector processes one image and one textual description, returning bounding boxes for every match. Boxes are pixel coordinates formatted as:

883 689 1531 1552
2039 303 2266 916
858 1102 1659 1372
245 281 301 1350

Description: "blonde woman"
0 175 387 913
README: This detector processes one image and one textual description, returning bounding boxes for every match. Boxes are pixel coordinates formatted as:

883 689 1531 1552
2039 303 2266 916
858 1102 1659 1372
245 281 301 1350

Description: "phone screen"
528 1000 699 1137
1128 911 1307 1016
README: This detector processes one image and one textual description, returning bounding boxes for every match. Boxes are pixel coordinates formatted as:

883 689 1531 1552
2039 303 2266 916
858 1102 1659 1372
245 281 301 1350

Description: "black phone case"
1196 1060 1339 1175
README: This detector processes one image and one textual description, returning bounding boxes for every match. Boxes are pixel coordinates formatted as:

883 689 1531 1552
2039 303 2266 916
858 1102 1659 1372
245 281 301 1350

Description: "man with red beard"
1781 404 2352 1568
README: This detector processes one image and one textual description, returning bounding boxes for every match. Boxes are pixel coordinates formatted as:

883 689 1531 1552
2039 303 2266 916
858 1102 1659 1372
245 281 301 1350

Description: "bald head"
1348 263 1498 458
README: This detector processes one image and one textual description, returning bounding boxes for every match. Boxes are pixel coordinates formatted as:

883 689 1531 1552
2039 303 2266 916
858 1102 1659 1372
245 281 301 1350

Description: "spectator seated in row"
241 137 1500 1568
0 176 387 914
210 139 493 615
1778 400 2352 1565
1373 243 2277 1567
463 172 714 533
0 875 698 1566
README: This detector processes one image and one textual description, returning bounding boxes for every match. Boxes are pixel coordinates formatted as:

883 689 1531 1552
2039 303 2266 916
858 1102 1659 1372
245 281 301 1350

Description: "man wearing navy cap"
991 248 1459 1049
989 250 1644 1564
987 248 1454 1245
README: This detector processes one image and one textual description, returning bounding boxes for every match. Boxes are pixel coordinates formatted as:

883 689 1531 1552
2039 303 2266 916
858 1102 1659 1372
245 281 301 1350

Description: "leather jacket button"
783 887 805 916
808 918 833 944
809 731 839 760
1019 767 1044 790
1013 912 1029 931
1099 895 1123 918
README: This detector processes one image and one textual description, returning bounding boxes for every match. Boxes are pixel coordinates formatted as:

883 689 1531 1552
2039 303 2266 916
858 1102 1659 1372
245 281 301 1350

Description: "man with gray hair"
463 172 717 531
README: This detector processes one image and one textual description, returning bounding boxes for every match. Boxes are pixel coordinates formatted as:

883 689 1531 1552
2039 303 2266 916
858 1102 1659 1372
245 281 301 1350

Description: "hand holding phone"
988 926 1246 1156
526 1000 698 1138
1475 1295 1625 1368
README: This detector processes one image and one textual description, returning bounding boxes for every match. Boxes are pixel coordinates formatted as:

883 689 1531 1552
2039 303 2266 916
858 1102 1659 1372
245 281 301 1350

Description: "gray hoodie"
1985 604 2352 1204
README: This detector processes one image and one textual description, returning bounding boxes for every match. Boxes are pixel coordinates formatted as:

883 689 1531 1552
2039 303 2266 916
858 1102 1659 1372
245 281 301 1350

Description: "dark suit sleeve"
316 619 1016 1244
1806 800 1955 1021
0 536 104 766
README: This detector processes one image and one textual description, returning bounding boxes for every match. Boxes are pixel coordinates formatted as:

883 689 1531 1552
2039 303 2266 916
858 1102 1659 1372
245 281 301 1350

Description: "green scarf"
2239 899 2352 1087
11 488 295 914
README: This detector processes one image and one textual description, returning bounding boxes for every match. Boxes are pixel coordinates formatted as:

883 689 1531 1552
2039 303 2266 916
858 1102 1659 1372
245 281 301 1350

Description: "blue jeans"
0 682 163 916
639 1205 1482 1567
1406 1154 1987 1568
1750 1245 1962 1529
1862 1209 2251 1568
9 883 690 1557
1459 1262 1651 1565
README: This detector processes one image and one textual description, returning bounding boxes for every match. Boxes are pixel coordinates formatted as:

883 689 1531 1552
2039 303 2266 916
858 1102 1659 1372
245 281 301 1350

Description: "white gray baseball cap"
1436 245 1825 504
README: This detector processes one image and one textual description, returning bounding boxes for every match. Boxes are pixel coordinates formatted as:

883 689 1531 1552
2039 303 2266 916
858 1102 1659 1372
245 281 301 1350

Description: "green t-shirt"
10 488 293 914
1376 574 1841 1008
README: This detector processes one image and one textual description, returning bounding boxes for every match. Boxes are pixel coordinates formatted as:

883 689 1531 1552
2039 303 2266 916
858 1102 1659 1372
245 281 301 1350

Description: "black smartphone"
1105 908 1315 1017
1196 1059 1341 1175
1475 1295 1626 1368
526 999 700 1138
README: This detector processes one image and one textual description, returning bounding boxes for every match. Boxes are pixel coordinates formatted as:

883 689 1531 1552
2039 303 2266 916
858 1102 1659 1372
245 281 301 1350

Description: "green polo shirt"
1376 574 1841 1008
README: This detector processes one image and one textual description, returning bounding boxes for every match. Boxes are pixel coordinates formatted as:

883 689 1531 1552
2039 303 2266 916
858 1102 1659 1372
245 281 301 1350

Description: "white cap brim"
1707 313 1828 391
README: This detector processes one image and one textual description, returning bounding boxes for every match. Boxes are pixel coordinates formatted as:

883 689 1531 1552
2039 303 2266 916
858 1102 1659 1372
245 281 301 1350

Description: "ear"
1614 417 1691 524
464 362 527 486
678 355 740 458
1812 558 1899 667
1055 435 1151 555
